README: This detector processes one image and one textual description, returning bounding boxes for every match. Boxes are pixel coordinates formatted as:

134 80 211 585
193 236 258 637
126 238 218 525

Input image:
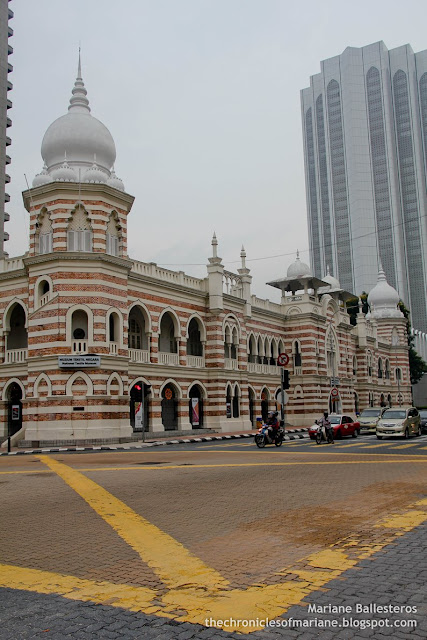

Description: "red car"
308 414 360 440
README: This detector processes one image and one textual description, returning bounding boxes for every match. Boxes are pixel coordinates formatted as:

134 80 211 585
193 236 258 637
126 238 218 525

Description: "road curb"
0 429 309 456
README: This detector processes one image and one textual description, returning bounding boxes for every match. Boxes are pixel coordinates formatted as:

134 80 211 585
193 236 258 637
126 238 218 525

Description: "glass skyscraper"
301 41 427 332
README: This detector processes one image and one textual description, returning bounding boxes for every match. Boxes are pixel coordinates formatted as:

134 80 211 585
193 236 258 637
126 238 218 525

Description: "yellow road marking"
0 564 158 612
37 456 229 592
393 442 420 449
2 459 427 633
359 442 397 449
332 441 370 448
1 456 427 476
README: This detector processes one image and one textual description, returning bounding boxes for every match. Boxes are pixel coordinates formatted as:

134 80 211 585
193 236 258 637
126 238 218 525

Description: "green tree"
398 301 427 385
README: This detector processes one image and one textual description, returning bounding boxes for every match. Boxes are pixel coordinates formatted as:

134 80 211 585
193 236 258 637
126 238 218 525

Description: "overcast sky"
7 0 427 301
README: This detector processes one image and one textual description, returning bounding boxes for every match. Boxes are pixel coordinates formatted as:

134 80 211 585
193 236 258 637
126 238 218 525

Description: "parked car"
358 407 387 433
419 410 427 434
376 407 421 439
308 414 360 440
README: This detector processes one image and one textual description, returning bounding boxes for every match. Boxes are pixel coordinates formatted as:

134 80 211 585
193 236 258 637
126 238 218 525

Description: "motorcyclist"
318 411 333 442
266 411 280 442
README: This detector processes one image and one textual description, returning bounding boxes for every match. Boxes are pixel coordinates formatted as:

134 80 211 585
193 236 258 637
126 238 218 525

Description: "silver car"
376 407 421 439
358 407 386 433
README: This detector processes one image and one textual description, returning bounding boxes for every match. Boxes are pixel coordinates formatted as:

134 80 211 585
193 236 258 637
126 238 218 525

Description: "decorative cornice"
23 251 133 272
22 181 135 212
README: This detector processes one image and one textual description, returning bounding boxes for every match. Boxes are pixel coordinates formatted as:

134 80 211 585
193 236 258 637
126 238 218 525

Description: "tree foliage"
398 301 427 385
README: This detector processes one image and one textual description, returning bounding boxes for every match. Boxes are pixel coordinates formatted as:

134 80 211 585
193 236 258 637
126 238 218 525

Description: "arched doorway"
261 389 269 422
188 385 204 428
129 381 150 432
7 382 23 436
162 384 178 430
248 388 255 426
354 392 359 415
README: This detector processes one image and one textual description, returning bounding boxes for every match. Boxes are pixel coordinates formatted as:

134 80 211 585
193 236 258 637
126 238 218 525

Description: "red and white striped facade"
0 179 411 445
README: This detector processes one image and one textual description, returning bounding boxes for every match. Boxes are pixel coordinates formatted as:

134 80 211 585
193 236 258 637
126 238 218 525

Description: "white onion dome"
32 165 53 187
83 159 108 184
367 266 402 319
39 55 116 179
319 265 341 292
50 158 77 182
287 251 312 279
106 169 125 191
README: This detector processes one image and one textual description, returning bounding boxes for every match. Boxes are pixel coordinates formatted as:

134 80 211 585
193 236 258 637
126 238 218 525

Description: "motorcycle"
314 421 334 445
254 425 285 448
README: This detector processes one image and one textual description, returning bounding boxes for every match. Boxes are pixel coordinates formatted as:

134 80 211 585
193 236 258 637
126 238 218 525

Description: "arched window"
6 303 28 361
161 384 178 430
293 340 302 372
248 387 255 426
367 351 372 378
108 311 121 353
35 278 51 309
159 313 177 353
231 327 239 360
67 205 93 252
261 388 269 422
326 331 337 376
248 335 257 363
37 209 53 254
187 318 203 357
352 356 357 376
385 359 390 380
128 307 149 353
106 211 121 256
378 358 383 379
71 310 88 354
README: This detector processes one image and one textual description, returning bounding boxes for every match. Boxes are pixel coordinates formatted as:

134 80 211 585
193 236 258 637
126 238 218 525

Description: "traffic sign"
277 352 289 366
331 387 339 398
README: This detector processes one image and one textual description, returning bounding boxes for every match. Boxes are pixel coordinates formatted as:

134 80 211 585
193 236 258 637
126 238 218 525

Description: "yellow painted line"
359 442 397 449
75 459 427 472
0 563 159 612
3 492 427 633
332 441 371 448
38 456 229 592
393 443 421 449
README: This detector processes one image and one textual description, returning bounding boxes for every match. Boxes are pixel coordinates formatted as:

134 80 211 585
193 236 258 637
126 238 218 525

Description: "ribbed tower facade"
301 41 427 333
0 0 13 257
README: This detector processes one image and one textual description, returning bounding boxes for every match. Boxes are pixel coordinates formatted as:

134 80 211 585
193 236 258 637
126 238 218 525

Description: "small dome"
368 267 402 318
106 169 125 191
319 266 341 292
287 251 312 279
32 165 53 187
50 159 77 182
83 161 108 184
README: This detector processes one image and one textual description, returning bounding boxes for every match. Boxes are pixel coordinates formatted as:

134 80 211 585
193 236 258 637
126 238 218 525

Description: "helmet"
268 411 275 417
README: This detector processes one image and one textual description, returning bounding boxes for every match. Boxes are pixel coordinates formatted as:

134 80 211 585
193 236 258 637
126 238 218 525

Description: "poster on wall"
226 402 232 418
191 398 199 426
135 400 144 431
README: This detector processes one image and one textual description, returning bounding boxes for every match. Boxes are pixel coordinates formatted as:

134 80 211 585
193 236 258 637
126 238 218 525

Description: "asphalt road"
1 434 427 639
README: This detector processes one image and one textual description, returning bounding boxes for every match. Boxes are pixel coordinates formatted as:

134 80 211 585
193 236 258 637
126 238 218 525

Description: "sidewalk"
0 427 309 457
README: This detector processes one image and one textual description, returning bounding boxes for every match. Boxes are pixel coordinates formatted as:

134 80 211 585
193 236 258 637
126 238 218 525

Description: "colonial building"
0 61 412 446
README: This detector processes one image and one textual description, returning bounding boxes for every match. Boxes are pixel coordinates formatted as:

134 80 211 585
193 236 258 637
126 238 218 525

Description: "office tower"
301 41 427 332
0 0 12 257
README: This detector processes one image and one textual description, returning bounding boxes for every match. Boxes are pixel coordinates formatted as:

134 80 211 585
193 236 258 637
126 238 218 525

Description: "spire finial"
296 249 300 260
68 50 90 114
240 245 246 269
78 46 82 79
211 232 218 258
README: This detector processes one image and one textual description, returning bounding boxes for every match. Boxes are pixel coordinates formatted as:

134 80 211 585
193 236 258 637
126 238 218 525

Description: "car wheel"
404 428 409 439
376 435 383 440
417 426 422 437
352 430 357 438
336 430 342 439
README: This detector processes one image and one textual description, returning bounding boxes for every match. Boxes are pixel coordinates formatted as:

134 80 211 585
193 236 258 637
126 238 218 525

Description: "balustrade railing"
72 340 88 354
5 348 27 364
158 352 179 366
187 355 204 368
129 349 150 363
225 358 238 370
